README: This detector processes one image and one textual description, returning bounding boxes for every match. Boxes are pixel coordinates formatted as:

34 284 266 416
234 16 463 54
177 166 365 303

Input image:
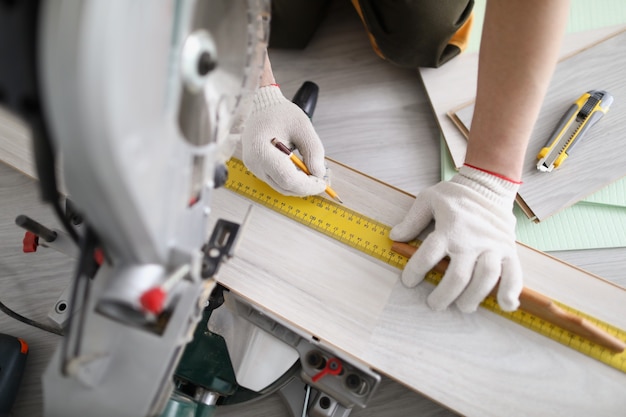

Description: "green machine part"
160 392 199 417
160 285 268 417
160 291 238 417
176 307 239 397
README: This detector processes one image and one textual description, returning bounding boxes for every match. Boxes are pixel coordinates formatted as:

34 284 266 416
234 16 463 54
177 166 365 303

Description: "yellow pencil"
271 138 343 203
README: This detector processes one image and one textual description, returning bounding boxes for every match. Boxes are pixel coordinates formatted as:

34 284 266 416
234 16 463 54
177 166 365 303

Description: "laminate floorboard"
207 160 626 416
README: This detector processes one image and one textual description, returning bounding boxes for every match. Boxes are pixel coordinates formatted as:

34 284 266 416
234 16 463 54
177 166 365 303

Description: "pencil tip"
335 196 344 204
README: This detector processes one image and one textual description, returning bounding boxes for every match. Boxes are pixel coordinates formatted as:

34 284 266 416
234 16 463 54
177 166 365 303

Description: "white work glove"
390 165 523 313
241 85 328 196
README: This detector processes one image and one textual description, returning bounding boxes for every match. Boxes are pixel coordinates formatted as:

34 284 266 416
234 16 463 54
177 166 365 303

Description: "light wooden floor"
1 1 624 416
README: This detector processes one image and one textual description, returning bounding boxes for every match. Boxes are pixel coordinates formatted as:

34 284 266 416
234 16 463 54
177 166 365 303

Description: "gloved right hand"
241 85 328 196
390 164 523 313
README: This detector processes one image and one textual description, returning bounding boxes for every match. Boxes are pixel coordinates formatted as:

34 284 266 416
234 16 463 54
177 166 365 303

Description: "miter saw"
0 1 380 416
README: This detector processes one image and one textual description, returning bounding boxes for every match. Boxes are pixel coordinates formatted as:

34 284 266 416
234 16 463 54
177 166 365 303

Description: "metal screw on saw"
55 300 68 314
180 29 217 93
197 51 216 76
319 396 331 410
345 373 369 396
306 350 326 370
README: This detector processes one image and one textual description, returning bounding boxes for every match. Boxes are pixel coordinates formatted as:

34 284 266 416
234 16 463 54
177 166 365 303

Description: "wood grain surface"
0 108 36 178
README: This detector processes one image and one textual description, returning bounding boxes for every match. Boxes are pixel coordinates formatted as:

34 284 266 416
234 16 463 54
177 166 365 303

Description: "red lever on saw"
22 231 39 253
312 357 342 382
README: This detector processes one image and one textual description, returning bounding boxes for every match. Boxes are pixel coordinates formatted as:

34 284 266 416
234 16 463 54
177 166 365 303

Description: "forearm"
259 50 276 87
465 0 570 181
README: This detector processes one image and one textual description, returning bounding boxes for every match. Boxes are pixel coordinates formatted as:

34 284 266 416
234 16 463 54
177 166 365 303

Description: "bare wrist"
259 51 276 87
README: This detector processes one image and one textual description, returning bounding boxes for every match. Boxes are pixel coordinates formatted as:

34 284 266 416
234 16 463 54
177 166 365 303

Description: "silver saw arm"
31 1 268 416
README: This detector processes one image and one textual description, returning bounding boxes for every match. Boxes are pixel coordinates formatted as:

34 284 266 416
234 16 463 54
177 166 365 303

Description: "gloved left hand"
240 85 328 197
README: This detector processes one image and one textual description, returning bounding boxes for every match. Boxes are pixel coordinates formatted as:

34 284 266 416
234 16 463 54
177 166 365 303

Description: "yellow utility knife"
537 90 613 172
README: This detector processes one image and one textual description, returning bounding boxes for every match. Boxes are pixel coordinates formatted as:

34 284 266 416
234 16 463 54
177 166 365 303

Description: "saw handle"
291 81 319 119
390 241 626 353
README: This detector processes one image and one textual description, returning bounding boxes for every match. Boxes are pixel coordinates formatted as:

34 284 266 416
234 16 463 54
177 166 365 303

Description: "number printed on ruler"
225 158 407 268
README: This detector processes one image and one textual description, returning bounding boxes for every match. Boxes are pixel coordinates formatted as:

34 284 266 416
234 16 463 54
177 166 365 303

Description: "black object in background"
292 81 319 119
0 334 28 416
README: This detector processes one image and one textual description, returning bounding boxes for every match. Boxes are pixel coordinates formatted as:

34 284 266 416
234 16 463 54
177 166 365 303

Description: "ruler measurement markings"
224 158 626 373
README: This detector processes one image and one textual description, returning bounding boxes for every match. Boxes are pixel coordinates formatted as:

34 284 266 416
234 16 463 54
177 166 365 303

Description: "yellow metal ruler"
224 157 626 373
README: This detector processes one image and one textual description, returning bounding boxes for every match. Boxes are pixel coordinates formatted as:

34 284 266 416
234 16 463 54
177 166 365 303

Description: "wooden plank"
209 157 626 417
